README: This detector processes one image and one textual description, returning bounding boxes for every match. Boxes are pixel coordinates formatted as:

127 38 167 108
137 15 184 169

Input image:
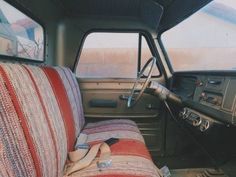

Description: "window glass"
162 0 236 71
141 36 160 76
76 32 159 78
0 0 44 61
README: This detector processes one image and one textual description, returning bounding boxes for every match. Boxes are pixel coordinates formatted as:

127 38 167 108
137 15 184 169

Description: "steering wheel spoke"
127 57 156 108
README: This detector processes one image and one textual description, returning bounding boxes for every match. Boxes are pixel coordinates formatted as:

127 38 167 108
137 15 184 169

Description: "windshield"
161 0 236 71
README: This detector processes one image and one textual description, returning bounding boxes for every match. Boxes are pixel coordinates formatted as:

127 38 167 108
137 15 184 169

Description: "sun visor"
139 0 163 31
158 0 212 33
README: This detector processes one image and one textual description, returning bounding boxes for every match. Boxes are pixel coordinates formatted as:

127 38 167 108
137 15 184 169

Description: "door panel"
78 78 163 117
78 78 165 157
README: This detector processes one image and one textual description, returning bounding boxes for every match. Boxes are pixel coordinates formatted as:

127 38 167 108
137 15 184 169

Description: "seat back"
0 63 84 177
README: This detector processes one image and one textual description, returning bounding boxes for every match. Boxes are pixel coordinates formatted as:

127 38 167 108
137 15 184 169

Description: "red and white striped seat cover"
0 62 161 177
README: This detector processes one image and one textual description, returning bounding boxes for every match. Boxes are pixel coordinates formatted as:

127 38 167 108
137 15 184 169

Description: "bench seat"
0 63 161 177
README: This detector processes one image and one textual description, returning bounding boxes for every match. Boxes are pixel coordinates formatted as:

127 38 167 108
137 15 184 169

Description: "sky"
222 0 236 6
0 0 27 23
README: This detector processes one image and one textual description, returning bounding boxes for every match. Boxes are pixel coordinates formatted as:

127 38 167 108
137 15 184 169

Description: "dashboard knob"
196 80 203 87
192 116 202 127
200 92 207 101
179 108 188 119
200 120 210 132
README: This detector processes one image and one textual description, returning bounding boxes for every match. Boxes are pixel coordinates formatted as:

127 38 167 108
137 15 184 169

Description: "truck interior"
0 0 236 176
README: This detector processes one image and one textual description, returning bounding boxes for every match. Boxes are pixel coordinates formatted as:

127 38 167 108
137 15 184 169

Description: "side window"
0 0 44 61
76 32 160 78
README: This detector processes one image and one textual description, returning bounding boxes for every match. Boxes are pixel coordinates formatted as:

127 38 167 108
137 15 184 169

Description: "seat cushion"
69 138 161 177
73 119 161 177
82 119 145 143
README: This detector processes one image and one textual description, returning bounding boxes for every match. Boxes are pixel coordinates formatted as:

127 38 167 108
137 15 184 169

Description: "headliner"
56 0 213 33
6 0 213 33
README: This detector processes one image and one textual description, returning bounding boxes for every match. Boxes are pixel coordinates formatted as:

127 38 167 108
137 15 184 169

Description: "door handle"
119 95 135 101
208 80 221 85
119 95 129 100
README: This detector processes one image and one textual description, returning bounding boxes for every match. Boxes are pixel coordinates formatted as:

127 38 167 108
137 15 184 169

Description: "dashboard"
172 73 236 131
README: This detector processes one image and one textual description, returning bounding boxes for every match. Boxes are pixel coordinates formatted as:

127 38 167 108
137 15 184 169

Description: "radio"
199 92 223 107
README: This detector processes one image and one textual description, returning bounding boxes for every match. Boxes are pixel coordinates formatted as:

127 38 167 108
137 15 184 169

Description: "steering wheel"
127 57 157 108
